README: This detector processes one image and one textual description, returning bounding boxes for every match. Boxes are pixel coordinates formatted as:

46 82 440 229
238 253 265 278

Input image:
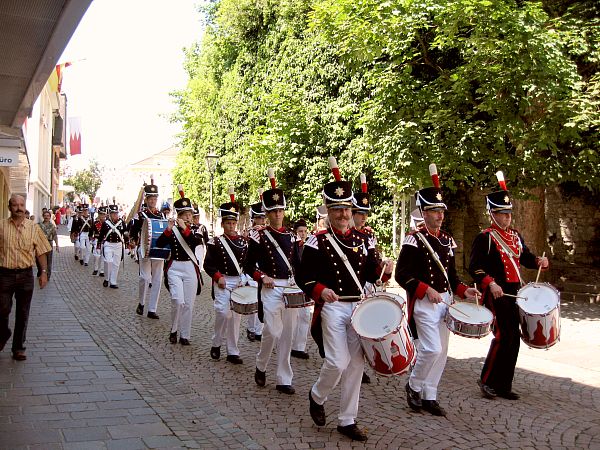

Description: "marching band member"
129 180 165 319
69 205 82 261
245 190 266 342
204 188 248 364
192 204 210 271
290 219 311 360
89 206 107 277
244 170 300 395
71 203 93 266
155 186 203 345
395 164 479 417
296 157 392 442
97 201 128 289
469 171 548 400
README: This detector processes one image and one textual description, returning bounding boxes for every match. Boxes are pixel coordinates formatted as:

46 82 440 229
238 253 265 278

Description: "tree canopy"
173 0 599 250
64 160 103 203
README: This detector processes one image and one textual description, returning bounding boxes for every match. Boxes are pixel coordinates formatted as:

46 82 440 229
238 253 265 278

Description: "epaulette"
313 229 328 236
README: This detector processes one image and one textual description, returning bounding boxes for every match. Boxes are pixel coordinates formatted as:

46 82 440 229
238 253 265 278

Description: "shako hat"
415 164 447 211
352 173 371 212
174 185 194 212
219 187 240 220
108 204 119 214
323 156 353 209
293 218 308 231
250 188 265 219
486 171 513 214
262 169 286 211
97 206 107 215
144 175 159 196
80 203 89 210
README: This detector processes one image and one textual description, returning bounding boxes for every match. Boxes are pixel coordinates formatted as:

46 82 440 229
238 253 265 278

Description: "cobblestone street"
1 231 599 449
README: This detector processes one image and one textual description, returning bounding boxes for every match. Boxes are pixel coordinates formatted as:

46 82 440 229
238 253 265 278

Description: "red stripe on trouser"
481 299 500 384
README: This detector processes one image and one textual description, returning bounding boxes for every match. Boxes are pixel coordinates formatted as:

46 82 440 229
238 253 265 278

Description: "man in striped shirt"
0 194 51 361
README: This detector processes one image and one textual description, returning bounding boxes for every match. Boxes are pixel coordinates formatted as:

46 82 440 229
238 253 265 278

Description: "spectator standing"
37 210 59 279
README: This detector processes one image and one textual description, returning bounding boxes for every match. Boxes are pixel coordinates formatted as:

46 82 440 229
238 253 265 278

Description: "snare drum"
230 286 258 315
283 287 314 308
516 282 561 349
140 219 171 260
351 294 415 377
445 302 493 339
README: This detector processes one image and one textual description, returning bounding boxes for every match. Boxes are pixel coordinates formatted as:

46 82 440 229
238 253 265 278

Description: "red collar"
331 226 352 237
268 226 286 233
491 223 512 238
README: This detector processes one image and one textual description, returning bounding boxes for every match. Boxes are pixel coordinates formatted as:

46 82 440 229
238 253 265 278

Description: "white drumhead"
231 286 258 305
517 283 559 314
450 302 493 324
352 297 403 339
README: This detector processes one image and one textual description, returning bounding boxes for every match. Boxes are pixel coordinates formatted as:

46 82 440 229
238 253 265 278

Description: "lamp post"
205 152 219 237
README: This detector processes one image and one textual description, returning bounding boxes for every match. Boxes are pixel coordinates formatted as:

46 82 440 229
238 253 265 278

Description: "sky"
59 0 203 171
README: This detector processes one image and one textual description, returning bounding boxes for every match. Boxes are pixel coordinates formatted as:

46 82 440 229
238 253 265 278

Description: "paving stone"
63 426 110 442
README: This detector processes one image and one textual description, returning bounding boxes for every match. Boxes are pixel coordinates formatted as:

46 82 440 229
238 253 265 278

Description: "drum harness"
324 233 365 298
103 219 125 267
217 236 244 286
414 232 453 298
488 230 524 287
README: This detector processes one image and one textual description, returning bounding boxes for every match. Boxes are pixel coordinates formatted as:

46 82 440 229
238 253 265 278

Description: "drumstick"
535 251 546 284
440 299 471 318
338 295 363 301
503 293 527 300
474 283 480 309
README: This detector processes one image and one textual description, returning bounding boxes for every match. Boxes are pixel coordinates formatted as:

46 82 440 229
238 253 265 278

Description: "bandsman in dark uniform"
296 157 392 442
69 205 82 261
89 206 107 276
204 189 248 364
71 204 93 266
245 190 266 342
469 171 548 400
290 218 311 360
97 202 128 289
155 186 203 345
129 181 165 319
244 170 300 395
395 164 479 417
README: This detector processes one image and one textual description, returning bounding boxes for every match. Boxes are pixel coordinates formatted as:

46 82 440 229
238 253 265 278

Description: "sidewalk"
1 231 600 449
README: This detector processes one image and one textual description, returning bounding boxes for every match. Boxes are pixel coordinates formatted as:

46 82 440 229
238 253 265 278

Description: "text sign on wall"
0 148 19 167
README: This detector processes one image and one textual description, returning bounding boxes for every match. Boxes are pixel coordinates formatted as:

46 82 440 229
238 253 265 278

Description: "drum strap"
414 232 453 296
324 233 364 295
218 236 242 276
105 220 124 243
172 227 200 270
263 230 293 276
489 230 524 286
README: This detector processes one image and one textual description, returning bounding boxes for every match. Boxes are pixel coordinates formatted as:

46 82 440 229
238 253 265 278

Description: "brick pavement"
1 230 600 449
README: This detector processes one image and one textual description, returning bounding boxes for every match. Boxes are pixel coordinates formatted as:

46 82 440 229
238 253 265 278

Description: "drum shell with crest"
351 293 415 377
140 219 171 260
516 282 561 349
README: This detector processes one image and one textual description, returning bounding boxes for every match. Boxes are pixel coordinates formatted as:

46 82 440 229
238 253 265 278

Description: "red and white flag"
69 117 82 156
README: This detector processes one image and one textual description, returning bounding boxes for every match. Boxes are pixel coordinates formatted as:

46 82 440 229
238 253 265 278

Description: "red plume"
229 186 235 202
258 188 264 200
360 173 367 193
329 156 341 181
496 171 507 191
177 184 185 199
429 164 440 188
267 168 276 188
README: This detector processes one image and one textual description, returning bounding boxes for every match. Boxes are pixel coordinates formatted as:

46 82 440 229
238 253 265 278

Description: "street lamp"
205 152 219 237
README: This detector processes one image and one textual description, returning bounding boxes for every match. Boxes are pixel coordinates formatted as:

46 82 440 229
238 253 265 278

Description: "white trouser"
247 313 263 335
78 233 91 264
194 244 205 270
408 292 451 401
74 235 81 257
311 301 364 427
91 240 102 272
167 261 198 339
292 304 314 352
211 275 243 355
103 242 123 285
137 248 165 313
256 280 298 385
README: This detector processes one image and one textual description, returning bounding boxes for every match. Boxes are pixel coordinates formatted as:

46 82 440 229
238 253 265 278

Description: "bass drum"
140 219 171 260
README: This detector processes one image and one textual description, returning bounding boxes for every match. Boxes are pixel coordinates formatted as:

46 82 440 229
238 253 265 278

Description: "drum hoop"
516 282 560 313
351 295 406 341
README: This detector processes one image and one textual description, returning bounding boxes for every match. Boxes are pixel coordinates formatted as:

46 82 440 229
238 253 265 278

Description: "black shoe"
337 423 368 442
169 332 178 344
110 284 118 289
255 368 266 387
74 255 78 260
84 263 88 266
0 330 11 352
478 380 497 399
80 260 84 265
422 400 446 417
276 385 295 395
103 280 109 287
210 346 220 360
309 391 326 426
247 329 255 341
99 272 104 277
291 350 309 360
361 372 371 384
405 382 422 411
92 270 98 275
496 390 520 400
254 334 262 342
226 355 243 365
136 304 144 315
179 338 190 346
147 311 159 319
